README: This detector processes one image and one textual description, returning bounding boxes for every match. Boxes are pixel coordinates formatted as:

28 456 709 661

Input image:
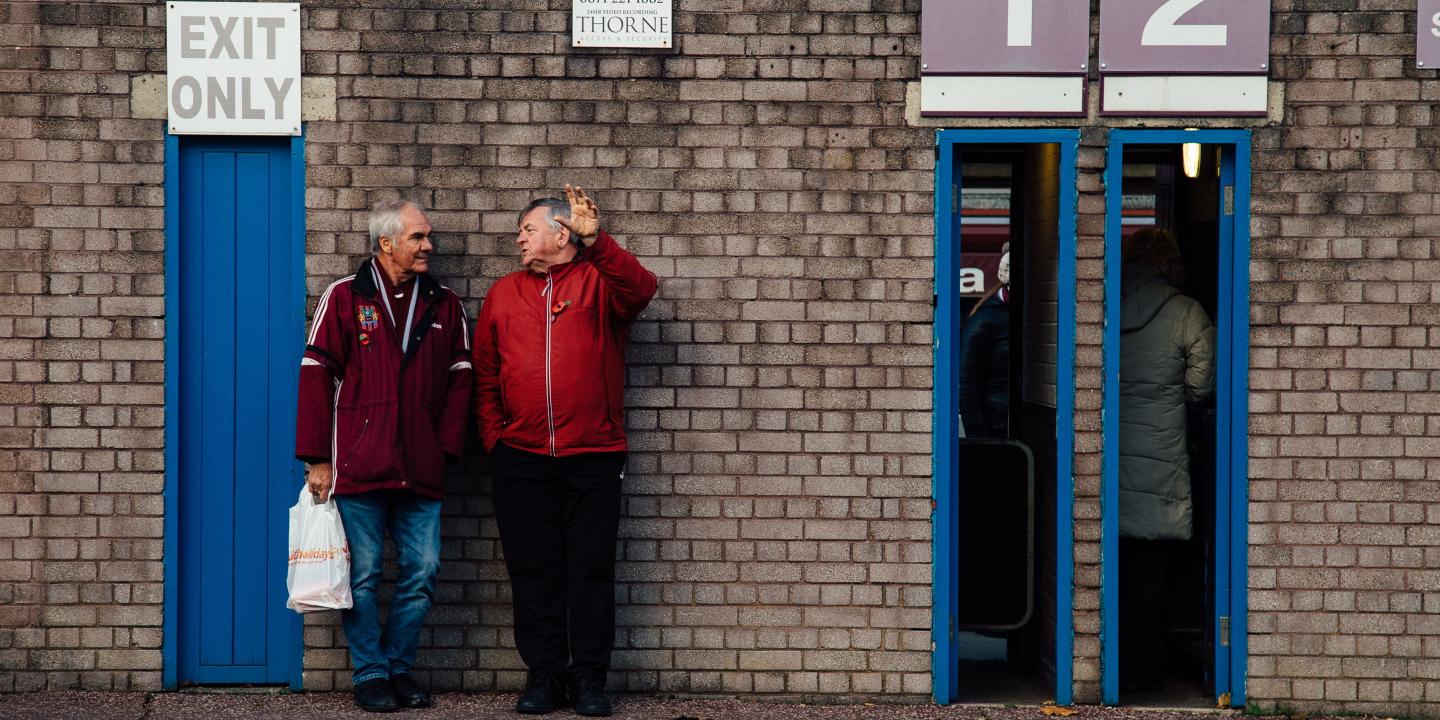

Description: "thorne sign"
166 2 301 136
572 0 672 49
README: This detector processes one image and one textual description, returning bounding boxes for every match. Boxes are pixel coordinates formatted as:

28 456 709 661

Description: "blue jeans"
335 490 442 686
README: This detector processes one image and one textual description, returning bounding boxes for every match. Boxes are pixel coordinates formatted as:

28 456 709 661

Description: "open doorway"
1101 131 1250 708
933 131 1079 705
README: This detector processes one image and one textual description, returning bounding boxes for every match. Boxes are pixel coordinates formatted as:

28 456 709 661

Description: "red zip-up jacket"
472 230 657 456
295 258 474 499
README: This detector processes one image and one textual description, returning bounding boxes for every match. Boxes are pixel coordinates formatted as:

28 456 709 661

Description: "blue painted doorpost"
1100 130 1250 706
163 133 306 687
933 130 1080 705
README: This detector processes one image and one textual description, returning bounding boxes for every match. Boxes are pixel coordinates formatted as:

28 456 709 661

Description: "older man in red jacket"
296 199 473 713
472 186 657 717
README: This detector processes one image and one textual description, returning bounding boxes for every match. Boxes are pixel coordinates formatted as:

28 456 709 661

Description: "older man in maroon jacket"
472 186 657 717
296 199 473 713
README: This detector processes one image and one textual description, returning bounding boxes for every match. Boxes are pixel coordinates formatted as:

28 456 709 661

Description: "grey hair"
369 199 425 253
518 198 579 245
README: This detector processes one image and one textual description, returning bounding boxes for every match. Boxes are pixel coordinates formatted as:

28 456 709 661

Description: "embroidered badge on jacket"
357 305 380 331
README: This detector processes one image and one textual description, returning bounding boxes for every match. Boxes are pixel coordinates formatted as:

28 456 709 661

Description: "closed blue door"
173 136 303 685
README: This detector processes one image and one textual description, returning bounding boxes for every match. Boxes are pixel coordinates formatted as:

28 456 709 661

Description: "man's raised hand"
556 183 600 246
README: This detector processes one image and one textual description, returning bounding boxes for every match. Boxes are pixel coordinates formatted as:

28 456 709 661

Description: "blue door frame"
933 129 1080 705
163 130 307 689
1100 129 1250 706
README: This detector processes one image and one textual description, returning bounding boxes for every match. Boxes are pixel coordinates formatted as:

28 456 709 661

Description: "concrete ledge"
301 76 337 121
130 75 166 119
906 80 1286 128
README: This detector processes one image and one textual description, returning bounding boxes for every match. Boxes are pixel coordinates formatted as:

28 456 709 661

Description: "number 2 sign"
1099 0 1271 74
1097 0 1271 114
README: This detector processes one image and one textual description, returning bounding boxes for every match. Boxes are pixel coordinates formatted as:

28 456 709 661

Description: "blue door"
165 135 305 686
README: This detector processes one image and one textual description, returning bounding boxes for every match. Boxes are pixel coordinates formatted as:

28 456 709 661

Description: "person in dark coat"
957 248 1010 439
1117 227 1214 691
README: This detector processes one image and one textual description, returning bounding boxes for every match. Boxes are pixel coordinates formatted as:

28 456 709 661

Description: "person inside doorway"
957 243 1011 439
1117 228 1214 691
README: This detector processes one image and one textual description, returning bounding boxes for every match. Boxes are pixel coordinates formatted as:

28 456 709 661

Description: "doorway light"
1181 142 1202 179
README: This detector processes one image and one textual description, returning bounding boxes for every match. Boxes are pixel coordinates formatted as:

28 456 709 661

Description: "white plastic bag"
286 485 353 613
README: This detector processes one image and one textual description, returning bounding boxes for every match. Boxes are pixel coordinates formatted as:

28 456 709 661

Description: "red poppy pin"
551 300 573 316
359 332 371 346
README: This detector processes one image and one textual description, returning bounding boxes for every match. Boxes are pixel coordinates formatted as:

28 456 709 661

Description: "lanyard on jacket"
370 263 420 354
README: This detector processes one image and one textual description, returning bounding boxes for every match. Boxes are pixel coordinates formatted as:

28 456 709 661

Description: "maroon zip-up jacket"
295 258 474 499
472 230 657 456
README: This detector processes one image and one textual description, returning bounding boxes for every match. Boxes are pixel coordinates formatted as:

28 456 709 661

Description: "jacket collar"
355 256 441 303
354 257 444 364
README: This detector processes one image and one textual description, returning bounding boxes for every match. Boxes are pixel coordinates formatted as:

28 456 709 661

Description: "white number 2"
1142 0 1227 47
1008 0 1033 47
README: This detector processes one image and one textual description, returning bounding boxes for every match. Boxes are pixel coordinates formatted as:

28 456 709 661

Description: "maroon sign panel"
1099 0 1271 74
922 0 1090 75
1420 0 1440 68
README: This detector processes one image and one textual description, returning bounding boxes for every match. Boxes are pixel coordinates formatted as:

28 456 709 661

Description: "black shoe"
516 670 566 715
570 675 612 717
391 673 432 709
353 677 399 713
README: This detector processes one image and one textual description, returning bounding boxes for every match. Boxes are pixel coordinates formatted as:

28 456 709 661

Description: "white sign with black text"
572 0 672 49
166 1 301 135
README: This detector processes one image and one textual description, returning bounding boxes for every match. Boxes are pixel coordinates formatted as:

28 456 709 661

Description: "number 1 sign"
920 0 1090 116
1098 0 1271 114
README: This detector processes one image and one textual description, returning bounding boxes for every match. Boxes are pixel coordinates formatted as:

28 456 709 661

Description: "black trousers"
1119 538 1167 690
490 442 626 680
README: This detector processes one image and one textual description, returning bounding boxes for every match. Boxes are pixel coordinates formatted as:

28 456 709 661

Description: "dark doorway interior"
952 145 1062 704
1115 145 1220 708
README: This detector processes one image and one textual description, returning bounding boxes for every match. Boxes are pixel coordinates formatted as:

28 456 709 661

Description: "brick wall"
1244 5 1440 715
1 0 1439 714
0 0 167 692
293 0 934 698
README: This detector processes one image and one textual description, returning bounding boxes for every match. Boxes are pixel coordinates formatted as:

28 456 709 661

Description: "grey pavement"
0 691 1352 720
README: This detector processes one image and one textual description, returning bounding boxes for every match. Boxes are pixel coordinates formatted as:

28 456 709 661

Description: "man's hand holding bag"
286 484 352 613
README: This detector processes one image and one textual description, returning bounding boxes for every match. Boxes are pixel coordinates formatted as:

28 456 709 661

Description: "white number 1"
1008 0 1033 47
1142 0 1227 47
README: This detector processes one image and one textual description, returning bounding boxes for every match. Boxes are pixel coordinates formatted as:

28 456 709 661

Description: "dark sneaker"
353 677 399 713
391 673 433 709
570 675 612 717
515 670 566 715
